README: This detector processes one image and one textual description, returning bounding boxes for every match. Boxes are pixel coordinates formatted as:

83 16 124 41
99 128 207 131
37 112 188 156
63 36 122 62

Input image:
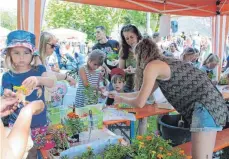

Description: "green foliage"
118 103 133 109
45 0 121 41
73 134 188 159
45 0 160 41
106 53 119 61
84 84 99 105
65 116 84 136
0 11 17 30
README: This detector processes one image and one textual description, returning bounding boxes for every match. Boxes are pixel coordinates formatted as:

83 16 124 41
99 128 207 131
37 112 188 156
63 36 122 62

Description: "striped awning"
17 0 46 48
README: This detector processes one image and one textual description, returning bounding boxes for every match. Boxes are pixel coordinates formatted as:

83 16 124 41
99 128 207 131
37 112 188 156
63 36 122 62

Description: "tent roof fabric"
65 0 229 17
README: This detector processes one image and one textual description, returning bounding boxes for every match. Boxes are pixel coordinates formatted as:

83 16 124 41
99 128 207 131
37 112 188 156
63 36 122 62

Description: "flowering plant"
73 134 190 159
50 124 69 156
131 135 190 159
65 112 84 137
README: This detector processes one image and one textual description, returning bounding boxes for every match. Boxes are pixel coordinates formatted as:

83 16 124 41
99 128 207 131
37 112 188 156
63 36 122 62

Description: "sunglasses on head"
47 43 56 49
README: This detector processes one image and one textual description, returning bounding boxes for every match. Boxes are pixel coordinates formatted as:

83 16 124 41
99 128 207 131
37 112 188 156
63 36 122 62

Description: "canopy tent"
17 0 229 78
46 28 87 43
64 0 229 17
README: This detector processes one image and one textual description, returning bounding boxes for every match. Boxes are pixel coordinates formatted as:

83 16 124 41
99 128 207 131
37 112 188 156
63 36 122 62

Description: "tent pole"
215 15 220 80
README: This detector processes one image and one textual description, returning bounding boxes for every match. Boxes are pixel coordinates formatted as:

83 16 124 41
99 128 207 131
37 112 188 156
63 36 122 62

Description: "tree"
45 0 160 41
121 10 160 33
0 11 17 30
45 0 122 41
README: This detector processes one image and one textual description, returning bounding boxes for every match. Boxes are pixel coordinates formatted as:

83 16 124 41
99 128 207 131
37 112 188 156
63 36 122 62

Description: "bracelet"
64 74 68 80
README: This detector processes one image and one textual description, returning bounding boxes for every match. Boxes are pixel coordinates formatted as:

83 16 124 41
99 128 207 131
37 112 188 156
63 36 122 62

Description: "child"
200 53 219 83
2 30 54 158
75 49 105 107
98 66 110 104
106 68 125 105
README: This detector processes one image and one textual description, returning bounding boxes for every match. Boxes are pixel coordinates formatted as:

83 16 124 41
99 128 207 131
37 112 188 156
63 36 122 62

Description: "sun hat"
2 30 36 54
110 68 125 78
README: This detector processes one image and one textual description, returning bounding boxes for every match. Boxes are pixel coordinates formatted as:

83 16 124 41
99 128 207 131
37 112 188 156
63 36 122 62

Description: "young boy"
106 68 125 105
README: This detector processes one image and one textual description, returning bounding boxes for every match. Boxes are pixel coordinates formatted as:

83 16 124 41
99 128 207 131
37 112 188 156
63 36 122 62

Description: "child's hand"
22 76 39 92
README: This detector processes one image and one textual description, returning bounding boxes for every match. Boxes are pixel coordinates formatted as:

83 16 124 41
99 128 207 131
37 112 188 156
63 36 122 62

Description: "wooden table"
223 92 229 100
103 103 175 140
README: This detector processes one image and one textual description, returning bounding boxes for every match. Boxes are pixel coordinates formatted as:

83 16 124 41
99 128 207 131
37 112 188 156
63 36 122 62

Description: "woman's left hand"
22 76 39 93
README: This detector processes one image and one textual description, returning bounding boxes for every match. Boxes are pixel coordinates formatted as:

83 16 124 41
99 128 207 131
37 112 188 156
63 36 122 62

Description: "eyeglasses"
47 43 56 49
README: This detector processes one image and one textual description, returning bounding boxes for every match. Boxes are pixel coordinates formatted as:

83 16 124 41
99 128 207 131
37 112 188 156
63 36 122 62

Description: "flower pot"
68 133 80 143
157 114 191 146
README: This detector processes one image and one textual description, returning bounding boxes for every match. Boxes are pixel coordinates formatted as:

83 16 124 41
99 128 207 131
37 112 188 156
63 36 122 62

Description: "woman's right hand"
23 100 45 115
108 91 117 99
0 89 18 117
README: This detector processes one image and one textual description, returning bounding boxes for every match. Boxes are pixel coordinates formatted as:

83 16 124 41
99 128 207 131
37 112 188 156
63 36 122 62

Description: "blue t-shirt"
2 65 47 128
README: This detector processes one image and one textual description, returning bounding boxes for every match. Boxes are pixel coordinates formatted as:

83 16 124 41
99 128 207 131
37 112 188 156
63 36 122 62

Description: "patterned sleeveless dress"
75 65 100 107
156 57 228 126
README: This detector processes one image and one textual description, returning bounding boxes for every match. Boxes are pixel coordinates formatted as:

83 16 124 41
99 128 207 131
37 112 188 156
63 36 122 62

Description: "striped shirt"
75 65 100 107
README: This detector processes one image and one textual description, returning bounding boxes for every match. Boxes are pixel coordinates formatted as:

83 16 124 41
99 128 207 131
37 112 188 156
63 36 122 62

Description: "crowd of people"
0 24 229 159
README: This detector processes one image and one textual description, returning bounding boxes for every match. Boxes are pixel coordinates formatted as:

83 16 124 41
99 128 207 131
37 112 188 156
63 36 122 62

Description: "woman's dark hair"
120 24 142 60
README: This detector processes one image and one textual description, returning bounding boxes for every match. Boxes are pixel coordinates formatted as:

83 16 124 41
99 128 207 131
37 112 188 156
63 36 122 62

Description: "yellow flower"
87 146 91 150
151 151 156 154
113 48 118 51
159 147 163 150
139 142 145 148
186 156 192 159
137 135 143 140
167 152 172 156
157 154 163 159
179 150 185 155
56 124 63 129
146 136 152 141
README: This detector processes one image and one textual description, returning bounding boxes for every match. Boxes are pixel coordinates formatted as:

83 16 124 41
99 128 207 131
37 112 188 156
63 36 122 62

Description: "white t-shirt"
45 52 58 72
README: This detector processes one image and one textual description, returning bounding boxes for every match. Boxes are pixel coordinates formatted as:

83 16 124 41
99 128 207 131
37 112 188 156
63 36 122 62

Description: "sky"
0 0 17 11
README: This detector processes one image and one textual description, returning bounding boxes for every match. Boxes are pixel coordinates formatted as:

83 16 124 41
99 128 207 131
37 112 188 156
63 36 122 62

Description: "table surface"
223 92 229 100
103 103 174 125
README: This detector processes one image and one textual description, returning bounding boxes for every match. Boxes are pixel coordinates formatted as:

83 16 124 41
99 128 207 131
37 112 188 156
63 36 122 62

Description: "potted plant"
131 135 189 159
72 135 190 159
65 112 84 143
84 84 99 105
50 124 69 158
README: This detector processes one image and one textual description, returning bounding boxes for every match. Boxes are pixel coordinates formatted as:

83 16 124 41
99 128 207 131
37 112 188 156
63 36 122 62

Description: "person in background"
152 32 161 44
200 53 219 83
75 49 105 107
59 43 78 71
111 37 228 159
36 32 75 86
119 24 142 92
193 48 201 69
1 89 45 159
181 47 198 64
92 26 119 73
38 32 60 72
169 42 181 59
181 31 186 41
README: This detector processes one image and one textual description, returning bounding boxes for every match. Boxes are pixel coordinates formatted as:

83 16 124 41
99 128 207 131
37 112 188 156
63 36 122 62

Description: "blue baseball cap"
3 30 36 54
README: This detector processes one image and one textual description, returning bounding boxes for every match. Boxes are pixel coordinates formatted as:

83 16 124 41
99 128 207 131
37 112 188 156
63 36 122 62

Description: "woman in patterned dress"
112 37 228 159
